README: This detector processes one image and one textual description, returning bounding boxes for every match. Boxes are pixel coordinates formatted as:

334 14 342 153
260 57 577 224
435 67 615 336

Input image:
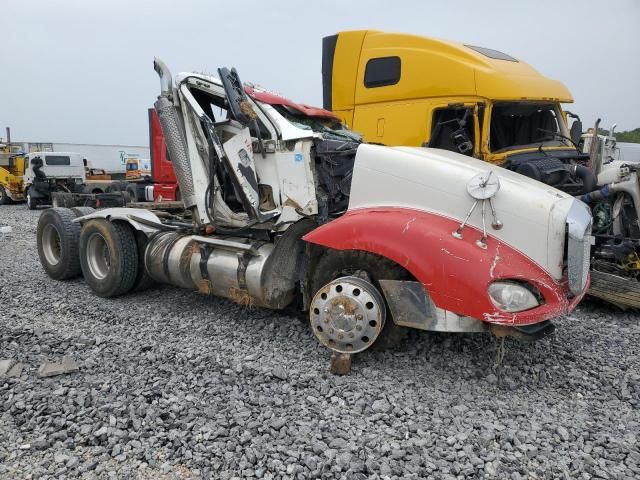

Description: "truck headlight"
488 281 539 312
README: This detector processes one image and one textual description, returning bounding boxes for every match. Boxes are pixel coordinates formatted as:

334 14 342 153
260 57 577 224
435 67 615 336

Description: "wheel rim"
310 276 386 354
86 233 111 280
27 193 32 208
42 224 62 266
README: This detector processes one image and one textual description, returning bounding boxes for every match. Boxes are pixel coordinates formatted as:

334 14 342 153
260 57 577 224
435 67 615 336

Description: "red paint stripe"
304 207 585 325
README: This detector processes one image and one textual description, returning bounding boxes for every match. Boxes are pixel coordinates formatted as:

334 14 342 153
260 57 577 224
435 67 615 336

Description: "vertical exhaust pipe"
5 127 10 143
153 57 197 209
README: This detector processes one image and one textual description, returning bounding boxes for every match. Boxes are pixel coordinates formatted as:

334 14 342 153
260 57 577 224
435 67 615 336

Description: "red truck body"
148 108 179 201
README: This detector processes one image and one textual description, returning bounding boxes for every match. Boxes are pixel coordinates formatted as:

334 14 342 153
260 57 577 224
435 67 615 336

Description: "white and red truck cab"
36 58 592 357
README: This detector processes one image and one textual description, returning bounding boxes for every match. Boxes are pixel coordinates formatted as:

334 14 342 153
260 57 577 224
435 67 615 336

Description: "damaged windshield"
489 102 570 152
270 104 361 142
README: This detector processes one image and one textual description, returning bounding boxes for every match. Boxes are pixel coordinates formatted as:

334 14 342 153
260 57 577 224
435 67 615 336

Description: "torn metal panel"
313 136 359 217
379 280 487 332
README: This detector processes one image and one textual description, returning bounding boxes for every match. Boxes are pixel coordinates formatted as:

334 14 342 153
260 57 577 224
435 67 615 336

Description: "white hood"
348 145 577 279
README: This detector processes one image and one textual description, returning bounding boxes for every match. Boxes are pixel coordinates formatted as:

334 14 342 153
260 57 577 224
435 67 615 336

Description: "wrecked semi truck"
321 30 639 308
36 58 591 356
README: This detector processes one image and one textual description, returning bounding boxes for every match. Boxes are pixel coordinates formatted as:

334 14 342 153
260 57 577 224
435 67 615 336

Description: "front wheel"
79 220 139 297
309 251 410 353
310 275 387 353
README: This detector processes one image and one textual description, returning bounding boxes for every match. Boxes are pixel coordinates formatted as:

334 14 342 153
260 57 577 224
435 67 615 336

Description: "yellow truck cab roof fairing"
322 30 573 112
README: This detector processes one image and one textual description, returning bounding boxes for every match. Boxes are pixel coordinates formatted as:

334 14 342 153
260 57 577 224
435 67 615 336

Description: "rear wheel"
36 208 82 280
26 188 39 210
125 184 138 202
309 251 410 353
52 192 76 208
71 206 96 217
79 220 139 297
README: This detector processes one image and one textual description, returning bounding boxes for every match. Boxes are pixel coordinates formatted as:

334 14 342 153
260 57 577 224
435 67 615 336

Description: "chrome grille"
566 200 592 295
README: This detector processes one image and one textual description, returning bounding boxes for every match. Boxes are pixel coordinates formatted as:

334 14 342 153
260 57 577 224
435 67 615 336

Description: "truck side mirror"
570 120 582 147
217 67 254 126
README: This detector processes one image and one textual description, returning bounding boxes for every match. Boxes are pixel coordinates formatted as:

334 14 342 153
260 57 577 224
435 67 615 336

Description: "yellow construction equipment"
0 141 27 204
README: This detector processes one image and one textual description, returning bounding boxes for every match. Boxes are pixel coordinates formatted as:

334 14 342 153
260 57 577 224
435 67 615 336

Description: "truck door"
217 67 279 222
427 103 481 157
179 70 279 223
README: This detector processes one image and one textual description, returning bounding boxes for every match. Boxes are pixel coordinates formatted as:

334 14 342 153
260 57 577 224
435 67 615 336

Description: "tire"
310 250 410 351
125 184 138 202
0 186 11 205
79 219 139 297
52 192 75 208
105 182 126 193
71 206 96 217
36 208 82 280
26 188 39 210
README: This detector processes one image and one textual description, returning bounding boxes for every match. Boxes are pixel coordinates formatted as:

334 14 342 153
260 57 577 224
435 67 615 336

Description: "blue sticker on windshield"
295 153 303 162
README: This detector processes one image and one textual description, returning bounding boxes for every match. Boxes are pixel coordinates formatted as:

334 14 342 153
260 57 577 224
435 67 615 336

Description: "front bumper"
379 276 589 332
481 276 589 326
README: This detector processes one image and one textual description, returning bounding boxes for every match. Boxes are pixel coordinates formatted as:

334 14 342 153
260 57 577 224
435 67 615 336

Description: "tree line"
597 128 640 143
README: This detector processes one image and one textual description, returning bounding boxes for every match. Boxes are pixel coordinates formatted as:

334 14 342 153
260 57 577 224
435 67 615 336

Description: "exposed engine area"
502 151 596 196
313 135 359 220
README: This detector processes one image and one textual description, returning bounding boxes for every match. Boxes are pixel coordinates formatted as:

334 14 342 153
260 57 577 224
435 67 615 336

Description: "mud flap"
589 270 640 309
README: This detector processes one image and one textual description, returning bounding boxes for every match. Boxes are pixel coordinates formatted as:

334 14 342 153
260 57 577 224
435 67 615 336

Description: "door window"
429 107 475 156
364 57 401 88
44 155 71 166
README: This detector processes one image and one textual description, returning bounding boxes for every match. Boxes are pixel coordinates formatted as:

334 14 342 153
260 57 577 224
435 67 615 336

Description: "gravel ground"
1 203 639 480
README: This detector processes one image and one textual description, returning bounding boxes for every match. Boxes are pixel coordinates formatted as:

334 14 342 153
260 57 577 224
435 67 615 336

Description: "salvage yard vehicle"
21 152 128 210
24 152 87 210
0 142 26 204
36 58 592 356
579 121 640 307
321 29 639 309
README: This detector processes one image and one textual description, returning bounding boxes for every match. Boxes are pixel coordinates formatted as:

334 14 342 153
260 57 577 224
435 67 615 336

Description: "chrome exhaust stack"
153 57 197 209
153 57 173 96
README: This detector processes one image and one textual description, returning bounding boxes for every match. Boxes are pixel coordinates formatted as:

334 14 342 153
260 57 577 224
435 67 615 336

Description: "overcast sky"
2 0 639 145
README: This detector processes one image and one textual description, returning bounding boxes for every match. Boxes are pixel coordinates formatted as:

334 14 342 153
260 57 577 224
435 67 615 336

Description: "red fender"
303 207 585 325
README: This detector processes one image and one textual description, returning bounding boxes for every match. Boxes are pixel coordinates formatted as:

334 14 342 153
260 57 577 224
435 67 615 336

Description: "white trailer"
13 142 149 176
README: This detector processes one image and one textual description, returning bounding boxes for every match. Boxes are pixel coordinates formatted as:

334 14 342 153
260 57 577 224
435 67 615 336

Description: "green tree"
597 127 640 143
